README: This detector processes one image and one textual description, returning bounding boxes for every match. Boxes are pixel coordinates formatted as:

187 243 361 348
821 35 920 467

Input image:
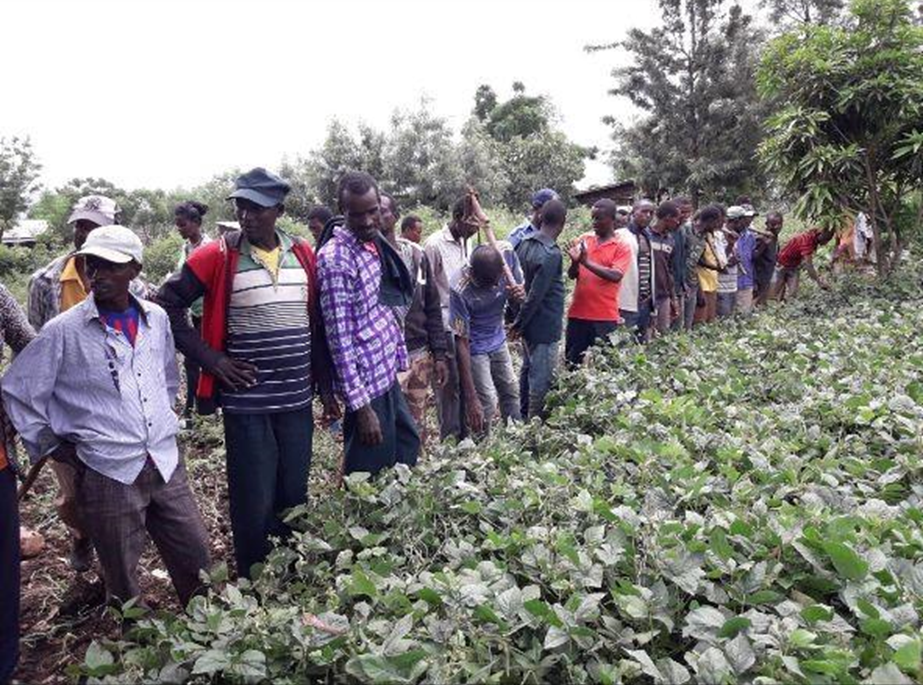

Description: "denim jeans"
526 340 559 419
224 406 313 578
717 291 737 318
470 342 521 427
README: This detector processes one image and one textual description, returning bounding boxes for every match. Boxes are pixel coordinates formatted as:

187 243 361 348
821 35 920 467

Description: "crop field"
36 262 919 685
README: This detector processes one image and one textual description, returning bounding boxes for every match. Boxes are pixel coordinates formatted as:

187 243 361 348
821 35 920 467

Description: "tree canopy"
758 0 923 274
0 137 42 241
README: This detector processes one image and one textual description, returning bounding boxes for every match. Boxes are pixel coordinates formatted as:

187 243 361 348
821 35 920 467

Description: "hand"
320 395 341 425
567 240 586 264
506 283 526 303
212 355 259 391
465 397 485 433
507 326 521 342
670 298 679 320
434 359 449 388
356 404 383 446
818 279 831 290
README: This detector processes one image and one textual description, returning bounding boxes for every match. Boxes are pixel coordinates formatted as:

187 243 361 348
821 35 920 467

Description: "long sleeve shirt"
317 226 408 412
2 295 180 485
0 284 35 472
423 226 473 329
512 232 564 344
396 238 448 358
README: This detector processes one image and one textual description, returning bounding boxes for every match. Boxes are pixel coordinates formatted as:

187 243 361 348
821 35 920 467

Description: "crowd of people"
0 167 845 682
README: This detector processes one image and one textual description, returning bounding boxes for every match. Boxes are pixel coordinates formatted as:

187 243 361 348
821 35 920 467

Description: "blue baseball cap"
531 188 558 209
227 167 291 208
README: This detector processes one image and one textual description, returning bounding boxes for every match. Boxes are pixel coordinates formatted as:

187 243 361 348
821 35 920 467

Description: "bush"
143 232 183 286
81 260 923 684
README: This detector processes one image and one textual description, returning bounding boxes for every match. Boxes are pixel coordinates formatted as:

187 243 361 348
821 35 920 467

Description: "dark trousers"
435 333 466 441
78 460 211 606
565 318 618 366
0 469 19 683
344 382 420 476
519 342 531 419
184 315 202 416
223 407 313 579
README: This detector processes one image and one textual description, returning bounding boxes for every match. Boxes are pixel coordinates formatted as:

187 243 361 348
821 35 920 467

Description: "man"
318 172 420 475
734 206 759 314
379 194 448 445
508 188 558 249
671 197 694 331
771 226 834 301
158 167 337 579
401 214 424 244
716 207 743 318
307 205 334 246
621 200 656 338
26 194 118 573
4 225 211 607
452 245 524 434
512 199 566 419
647 201 682 335
615 206 631 229
564 199 632 365
423 197 481 441
753 212 783 305
693 205 726 325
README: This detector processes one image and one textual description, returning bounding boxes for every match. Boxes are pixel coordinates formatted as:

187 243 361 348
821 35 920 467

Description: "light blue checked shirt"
2 295 180 485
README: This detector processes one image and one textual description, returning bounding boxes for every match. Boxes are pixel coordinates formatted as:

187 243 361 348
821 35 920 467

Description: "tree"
759 0 845 27
590 0 766 204
758 0 923 275
0 137 42 241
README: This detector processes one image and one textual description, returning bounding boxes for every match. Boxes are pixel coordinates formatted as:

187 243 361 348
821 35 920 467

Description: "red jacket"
157 230 331 414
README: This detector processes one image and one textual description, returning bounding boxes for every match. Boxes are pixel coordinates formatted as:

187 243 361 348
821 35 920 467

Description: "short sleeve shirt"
568 232 634 322
777 230 820 268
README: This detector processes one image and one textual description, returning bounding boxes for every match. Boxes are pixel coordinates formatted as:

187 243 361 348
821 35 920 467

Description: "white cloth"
615 227 639 313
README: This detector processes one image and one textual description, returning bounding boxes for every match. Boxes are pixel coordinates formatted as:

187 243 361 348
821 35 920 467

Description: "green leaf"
460 501 482 514
747 590 783 605
83 641 116 677
861 618 892 639
822 541 868 581
718 617 752 639
709 527 735 561
801 605 834 624
348 568 379 599
893 640 922 671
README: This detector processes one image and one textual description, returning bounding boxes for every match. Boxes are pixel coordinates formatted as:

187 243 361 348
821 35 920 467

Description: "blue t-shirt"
449 251 523 356
99 304 140 346
736 229 757 290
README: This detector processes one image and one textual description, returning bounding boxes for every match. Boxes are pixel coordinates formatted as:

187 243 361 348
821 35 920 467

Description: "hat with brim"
67 195 118 227
227 167 291 208
68 208 113 227
75 225 143 265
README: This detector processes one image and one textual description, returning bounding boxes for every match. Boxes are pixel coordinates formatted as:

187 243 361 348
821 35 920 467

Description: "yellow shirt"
697 240 720 293
59 256 89 312
250 244 282 282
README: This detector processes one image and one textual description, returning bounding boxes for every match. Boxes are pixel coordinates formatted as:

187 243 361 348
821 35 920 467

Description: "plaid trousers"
77 458 211 606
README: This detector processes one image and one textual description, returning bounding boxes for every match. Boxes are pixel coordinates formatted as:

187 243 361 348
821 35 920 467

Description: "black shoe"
69 536 94 573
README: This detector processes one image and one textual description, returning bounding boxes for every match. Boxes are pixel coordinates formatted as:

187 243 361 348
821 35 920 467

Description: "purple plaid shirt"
317 226 408 411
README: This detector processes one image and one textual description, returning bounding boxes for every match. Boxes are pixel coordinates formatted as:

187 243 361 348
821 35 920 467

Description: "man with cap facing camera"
27 194 121 576
158 167 337 579
3 226 212 608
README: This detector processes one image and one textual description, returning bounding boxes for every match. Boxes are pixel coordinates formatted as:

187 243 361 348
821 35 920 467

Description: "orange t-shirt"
568 232 634 322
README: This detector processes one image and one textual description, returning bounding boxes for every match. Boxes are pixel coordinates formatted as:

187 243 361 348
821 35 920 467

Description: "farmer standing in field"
715 207 743 319
4 226 212 607
173 201 213 419
734 205 759 314
670 197 694 331
512 199 567 419
158 168 338 579
379 193 448 446
647 201 682 336
0 284 35 684
317 172 420 475
400 214 425 244
27 194 122 576
563 199 632 365
423 196 481 441
618 200 656 340
771 226 835 301
508 188 559 250
451 245 525 435
694 205 727 325
753 211 783 305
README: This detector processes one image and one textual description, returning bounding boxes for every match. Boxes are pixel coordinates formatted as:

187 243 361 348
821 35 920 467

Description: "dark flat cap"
227 167 291 207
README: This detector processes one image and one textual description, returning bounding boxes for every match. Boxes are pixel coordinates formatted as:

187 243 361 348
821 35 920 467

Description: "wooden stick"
465 188 516 285
17 455 48 501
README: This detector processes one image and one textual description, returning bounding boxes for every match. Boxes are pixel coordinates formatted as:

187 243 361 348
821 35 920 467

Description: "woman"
174 201 212 418
0 283 35 683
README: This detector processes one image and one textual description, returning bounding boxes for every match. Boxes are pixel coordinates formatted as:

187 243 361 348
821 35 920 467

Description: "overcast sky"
2 0 662 192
